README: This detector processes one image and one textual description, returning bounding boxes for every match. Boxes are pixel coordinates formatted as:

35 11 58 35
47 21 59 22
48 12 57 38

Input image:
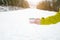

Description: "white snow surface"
0 8 60 40
0 6 22 12
27 0 44 8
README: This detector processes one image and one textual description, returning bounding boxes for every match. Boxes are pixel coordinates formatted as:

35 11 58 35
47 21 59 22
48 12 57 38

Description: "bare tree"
36 0 60 11
55 0 60 11
0 0 29 8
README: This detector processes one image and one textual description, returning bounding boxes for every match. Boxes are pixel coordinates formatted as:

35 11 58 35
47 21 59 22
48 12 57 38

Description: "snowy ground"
0 0 60 40
0 8 60 40
0 6 22 12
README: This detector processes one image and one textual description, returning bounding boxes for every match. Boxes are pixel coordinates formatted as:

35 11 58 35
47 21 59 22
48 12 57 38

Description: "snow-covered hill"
0 8 60 40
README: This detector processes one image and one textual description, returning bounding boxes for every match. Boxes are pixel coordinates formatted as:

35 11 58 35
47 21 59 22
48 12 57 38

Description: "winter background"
0 0 60 40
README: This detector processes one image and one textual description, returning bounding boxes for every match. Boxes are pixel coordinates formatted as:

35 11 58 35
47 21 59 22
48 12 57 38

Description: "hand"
29 18 40 25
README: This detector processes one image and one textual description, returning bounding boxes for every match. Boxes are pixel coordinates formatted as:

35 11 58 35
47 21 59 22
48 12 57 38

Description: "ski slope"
27 0 42 8
0 8 60 40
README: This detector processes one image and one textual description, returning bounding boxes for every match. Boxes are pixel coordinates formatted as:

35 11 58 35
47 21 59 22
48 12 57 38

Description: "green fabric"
40 12 60 25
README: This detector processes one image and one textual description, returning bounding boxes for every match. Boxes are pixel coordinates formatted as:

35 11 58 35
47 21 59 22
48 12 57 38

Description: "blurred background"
0 0 60 11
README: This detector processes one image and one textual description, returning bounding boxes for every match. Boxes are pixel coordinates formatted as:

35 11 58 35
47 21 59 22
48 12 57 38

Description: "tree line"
0 0 29 8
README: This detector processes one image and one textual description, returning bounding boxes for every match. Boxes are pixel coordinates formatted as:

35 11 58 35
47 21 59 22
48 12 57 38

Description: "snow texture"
0 0 60 40
0 8 60 40
0 6 22 12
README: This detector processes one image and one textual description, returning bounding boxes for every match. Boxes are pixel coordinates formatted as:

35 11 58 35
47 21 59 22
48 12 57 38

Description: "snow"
0 8 60 40
0 0 60 40
0 6 22 12
27 0 43 8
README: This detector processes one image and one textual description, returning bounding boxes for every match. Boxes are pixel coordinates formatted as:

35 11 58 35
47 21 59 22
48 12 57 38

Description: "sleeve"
40 12 60 25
